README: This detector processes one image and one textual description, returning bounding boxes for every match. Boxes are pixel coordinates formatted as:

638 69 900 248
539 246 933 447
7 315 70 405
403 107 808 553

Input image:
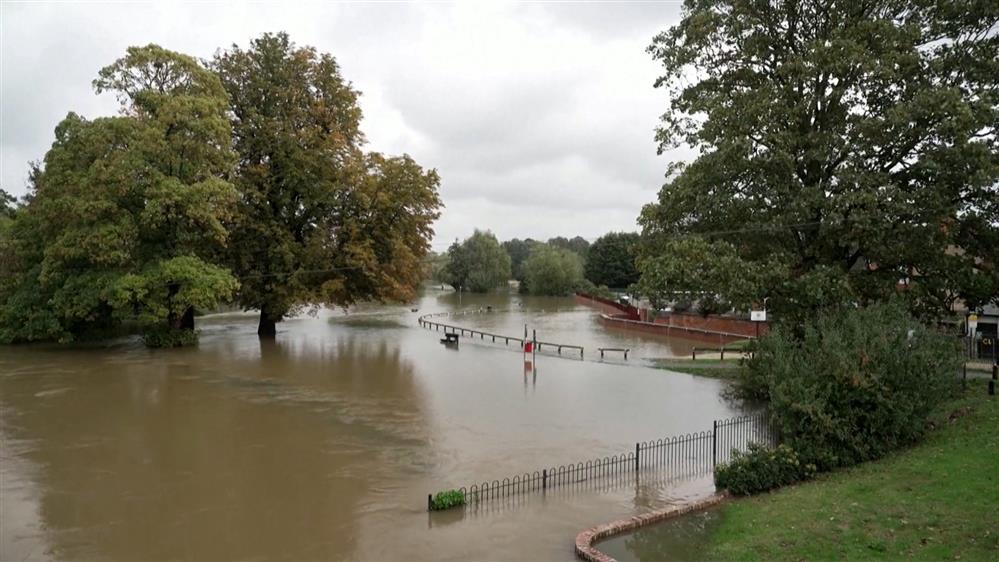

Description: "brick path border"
573 493 728 562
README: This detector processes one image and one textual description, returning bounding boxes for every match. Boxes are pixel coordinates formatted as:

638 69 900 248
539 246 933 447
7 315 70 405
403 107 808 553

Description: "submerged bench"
598 348 629 360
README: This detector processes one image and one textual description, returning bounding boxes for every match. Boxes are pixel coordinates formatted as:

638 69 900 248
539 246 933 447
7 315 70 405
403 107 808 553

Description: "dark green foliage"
740 302 961 471
441 230 511 292
715 443 817 496
547 236 590 258
502 238 539 281
430 489 465 511
585 232 640 289
141 325 200 348
521 244 585 296
0 45 238 345
641 0 999 321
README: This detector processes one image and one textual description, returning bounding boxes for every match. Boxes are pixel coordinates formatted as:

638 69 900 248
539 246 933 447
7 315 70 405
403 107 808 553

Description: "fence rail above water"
428 411 778 511
417 311 585 358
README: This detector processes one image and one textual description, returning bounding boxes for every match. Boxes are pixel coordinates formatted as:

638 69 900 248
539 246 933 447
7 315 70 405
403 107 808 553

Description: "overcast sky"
1 1 688 251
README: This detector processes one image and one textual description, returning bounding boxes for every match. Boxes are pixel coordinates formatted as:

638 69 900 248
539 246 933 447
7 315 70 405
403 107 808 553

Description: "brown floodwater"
1 289 746 561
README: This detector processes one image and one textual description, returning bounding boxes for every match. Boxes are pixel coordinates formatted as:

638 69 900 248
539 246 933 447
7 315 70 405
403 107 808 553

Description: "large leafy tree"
522 244 585 296
585 232 641 289
0 45 238 345
214 33 441 336
640 0 999 321
441 230 511 292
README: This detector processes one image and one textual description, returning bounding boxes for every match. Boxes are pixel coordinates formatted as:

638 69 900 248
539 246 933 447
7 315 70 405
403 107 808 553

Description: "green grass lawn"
705 383 999 560
649 358 744 379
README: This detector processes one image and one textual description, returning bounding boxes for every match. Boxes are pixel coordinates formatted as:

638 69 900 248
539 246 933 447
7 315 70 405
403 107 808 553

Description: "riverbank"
703 382 998 560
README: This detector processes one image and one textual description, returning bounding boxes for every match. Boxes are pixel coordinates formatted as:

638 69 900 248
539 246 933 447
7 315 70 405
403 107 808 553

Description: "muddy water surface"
1 290 743 561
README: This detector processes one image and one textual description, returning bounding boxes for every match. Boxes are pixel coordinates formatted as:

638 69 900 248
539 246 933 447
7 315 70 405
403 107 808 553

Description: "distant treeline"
426 230 640 297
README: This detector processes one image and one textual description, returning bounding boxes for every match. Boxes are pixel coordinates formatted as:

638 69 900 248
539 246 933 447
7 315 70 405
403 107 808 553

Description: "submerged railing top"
417 310 586 357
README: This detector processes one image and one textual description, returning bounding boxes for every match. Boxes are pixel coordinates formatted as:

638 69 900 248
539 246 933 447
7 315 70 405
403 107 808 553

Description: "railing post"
542 469 547 490
712 420 718 468
635 443 640 472
428 493 432 512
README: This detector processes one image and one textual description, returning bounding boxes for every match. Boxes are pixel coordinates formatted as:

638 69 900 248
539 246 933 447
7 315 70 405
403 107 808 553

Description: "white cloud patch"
1 1 687 245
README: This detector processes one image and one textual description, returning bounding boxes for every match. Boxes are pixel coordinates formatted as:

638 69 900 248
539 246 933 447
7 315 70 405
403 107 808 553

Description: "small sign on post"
751 310 767 339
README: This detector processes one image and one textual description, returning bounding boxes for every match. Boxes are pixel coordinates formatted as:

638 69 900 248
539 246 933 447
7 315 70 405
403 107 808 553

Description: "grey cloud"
1 2 684 244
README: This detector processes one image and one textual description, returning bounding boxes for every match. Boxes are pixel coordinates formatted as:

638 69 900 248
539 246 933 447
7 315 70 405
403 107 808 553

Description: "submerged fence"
428 411 778 510
418 311 586 358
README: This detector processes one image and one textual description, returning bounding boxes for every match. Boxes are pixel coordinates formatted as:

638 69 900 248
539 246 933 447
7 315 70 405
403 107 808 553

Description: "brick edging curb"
573 492 729 562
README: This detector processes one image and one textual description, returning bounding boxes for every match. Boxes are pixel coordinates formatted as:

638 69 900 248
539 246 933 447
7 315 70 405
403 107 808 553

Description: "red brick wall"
599 315 745 345
575 293 641 320
649 312 768 338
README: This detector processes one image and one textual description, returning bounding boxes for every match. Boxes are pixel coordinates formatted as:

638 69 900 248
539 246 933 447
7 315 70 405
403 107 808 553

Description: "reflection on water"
1 290 743 561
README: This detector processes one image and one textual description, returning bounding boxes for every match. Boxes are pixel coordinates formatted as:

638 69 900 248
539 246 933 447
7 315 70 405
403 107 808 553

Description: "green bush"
715 443 817 495
430 489 465 511
739 301 961 471
142 327 199 348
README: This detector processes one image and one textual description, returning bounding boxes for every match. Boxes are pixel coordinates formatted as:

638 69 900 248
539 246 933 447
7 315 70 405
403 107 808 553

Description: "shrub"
142 327 199 348
715 443 816 495
430 489 465 511
738 301 961 471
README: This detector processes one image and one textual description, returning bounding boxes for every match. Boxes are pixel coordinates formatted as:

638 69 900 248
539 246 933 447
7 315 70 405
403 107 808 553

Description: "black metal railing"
428 411 778 510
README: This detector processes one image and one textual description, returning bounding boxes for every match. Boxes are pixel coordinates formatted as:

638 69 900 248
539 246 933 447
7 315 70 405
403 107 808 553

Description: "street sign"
968 314 978 333
751 310 767 322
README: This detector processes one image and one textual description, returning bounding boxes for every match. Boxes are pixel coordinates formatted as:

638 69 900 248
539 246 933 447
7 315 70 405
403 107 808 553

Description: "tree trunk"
258 310 278 338
180 306 195 331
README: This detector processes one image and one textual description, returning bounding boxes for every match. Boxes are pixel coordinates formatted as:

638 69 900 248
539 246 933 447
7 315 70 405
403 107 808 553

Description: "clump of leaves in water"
430 489 465 511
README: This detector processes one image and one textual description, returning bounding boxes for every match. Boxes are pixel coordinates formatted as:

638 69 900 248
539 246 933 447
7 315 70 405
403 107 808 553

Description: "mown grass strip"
705 383 999 560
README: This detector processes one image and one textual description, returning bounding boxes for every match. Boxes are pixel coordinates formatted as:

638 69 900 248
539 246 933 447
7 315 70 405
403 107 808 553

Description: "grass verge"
705 382 999 560
649 358 744 379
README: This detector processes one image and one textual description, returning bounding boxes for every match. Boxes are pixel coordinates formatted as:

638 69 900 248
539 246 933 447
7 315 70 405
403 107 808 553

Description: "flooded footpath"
1 290 746 561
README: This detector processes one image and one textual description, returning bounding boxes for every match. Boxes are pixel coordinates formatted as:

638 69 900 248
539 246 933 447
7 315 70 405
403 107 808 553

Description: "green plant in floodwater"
430 489 465 511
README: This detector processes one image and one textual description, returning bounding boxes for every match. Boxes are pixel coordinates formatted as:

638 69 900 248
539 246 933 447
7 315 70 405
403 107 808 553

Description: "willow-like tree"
213 33 441 336
522 244 584 296
441 230 511 292
0 46 239 346
639 0 998 321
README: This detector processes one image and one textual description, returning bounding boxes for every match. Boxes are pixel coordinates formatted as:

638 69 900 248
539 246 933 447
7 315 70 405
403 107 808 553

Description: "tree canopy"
441 230 511 292
0 36 441 347
502 237 538 281
639 0 999 321
213 33 441 335
522 243 585 296
548 236 590 258
585 231 641 289
0 45 238 345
